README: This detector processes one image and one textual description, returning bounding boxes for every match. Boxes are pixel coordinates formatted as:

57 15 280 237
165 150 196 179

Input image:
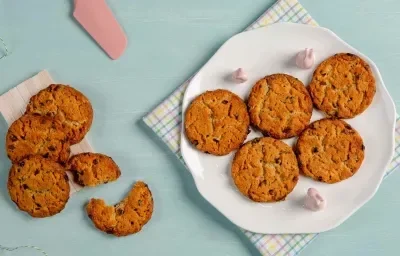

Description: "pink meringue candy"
304 188 326 212
232 68 248 84
296 48 315 69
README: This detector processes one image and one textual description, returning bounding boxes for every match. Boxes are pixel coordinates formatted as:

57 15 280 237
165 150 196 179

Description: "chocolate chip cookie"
86 181 153 236
6 114 70 164
295 118 365 183
26 84 94 144
231 137 299 202
248 74 313 139
184 89 250 156
67 153 121 187
309 53 376 118
7 155 70 218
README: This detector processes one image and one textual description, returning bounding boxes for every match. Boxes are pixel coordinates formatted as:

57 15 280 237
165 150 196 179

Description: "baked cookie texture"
248 74 313 139
7 155 70 218
67 153 121 187
86 181 153 236
184 89 250 156
25 84 94 144
231 137 299 202
309 53 376 118
295 118 365 183
6 114 70 164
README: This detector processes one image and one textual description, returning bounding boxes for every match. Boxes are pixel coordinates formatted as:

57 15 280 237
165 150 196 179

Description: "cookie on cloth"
6 114 70 164
67 152 121 187
247 74 313 139
86 181 154 236
26 84 94 144
7 155 70 218
184 89 250 156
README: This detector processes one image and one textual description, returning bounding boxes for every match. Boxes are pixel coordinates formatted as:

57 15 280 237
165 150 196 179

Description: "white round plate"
180 23 396 234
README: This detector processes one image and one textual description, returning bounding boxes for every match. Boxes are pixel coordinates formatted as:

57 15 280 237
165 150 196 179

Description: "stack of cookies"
185 53 375 203
5 84 153 237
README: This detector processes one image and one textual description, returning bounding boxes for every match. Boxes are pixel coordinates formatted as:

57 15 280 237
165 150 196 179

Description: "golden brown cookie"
248 74 313 139
7 155 70 218
6 114 71 164
295 118 365 183
67 153 121 187
25 84 94 144
86 181 153 236
309 53 376 118
231 137 299 202
184 89 250 156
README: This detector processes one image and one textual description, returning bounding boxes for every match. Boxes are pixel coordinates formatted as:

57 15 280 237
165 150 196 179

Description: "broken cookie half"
86 181 154 236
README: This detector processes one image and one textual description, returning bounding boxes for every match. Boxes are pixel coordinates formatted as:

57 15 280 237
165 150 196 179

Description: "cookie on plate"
86 181 153 236
184 89 250 156
7 155 70 218
247 73 313 139
6 114 71 164
67 153 121 187
25 84 94 144
295 118 365 184
309 53 376 118
231 137 299 202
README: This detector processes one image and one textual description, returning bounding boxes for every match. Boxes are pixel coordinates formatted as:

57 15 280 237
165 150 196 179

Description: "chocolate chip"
274 158 281 164
234 114 239 119
205 151 210 154
318 176 323 182
22 184 28 189
93 159 99 165
43 153 49 158
19 161 25 167
130 221 134 225
283 127 291 133
116 209 124 215
222 100 228 104
213 138 219 143
10 135 18 142
268 190 274 195
106 229 114 234
8 145 15 150
346 53 354 57
34 169 40 175
361 144 365 150
36 203 41 208
312 147 318 153
48 146 56 151
88 214 93 219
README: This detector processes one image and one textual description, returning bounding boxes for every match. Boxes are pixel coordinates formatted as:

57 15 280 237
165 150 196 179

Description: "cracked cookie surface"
26 84 94 144
86 181 153 237
309 53 376 118
7 155 70 218
231 137 299 202
295 118 365 183
184 89 250 156
67 153 121 187
6 114 71 164
248 74 312 139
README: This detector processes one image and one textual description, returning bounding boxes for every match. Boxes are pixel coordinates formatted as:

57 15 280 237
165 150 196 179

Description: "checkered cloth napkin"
143 0 400 255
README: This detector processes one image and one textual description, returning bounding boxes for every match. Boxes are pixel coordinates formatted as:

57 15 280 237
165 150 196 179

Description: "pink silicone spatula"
73 0 128 60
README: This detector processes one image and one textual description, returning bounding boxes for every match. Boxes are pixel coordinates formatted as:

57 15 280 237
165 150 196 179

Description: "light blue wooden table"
0 0 399 255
